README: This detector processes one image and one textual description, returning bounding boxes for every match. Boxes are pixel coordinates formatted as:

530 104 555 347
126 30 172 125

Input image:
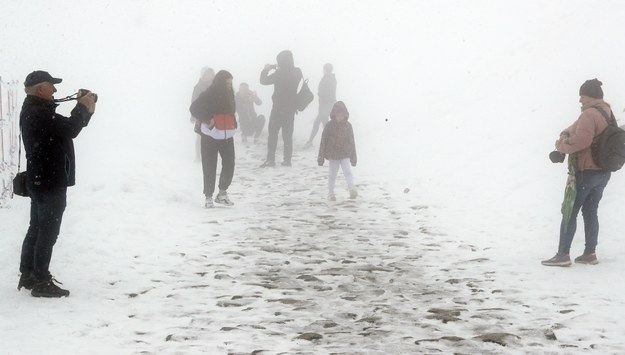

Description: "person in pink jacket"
542 79 613 267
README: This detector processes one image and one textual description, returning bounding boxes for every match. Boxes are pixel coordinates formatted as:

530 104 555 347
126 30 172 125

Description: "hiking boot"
205 196 214 208
574 253 599 265
260 160 275 168
281 161 292 167
31 278 70 298
328 193 336 201
17 273 37 291
349 189 358 199
215 191 234 206
541 253 572 267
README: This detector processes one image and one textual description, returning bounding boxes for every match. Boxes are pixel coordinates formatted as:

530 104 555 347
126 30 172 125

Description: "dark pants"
558 170 610 255
201 135 235 197
267 106 296 163
20 187 67 281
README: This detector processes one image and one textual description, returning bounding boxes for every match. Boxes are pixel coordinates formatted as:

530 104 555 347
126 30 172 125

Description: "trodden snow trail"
3 137 623 354
79 139 593 354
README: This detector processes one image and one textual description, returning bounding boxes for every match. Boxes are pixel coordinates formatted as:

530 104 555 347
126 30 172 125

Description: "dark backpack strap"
592 105 617 127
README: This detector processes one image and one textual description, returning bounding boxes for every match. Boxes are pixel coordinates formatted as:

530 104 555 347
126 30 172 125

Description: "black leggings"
201 135 235 197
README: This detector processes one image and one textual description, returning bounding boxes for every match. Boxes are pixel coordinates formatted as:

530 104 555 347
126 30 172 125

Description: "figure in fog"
190 67 215 162
259 50 302 167
318 101 357 201
18 70 96 298
305 63 336 148
542 79 613 267
190 70 237 208
235 82 265 143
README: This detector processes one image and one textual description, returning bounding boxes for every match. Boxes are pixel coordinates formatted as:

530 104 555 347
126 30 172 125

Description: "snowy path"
2 138 624 354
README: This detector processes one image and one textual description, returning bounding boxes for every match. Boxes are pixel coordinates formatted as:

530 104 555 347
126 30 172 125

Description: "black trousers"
20 187 67 281
201 135 235 197
267 106 296 163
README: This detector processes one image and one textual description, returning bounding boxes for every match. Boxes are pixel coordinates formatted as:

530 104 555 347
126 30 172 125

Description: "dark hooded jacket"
20 95 92 191
260 50 302 110
318 101 357 165
318 73 337 106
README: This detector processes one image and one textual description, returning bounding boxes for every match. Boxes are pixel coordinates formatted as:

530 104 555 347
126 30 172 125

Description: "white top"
201 122 236 140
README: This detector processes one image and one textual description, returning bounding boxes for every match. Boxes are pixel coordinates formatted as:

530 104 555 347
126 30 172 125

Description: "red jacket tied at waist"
212 114 237 130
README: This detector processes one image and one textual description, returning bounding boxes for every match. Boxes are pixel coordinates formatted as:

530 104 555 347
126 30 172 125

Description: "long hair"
207 70 235 114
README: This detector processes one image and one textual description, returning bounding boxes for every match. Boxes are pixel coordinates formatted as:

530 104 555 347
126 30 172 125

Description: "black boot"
31 278 70 298
17 273 37 291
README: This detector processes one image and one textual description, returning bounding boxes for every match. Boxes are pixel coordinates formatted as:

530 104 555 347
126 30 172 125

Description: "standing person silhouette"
259 50 302 167
305 63 336 148
190 67 215 161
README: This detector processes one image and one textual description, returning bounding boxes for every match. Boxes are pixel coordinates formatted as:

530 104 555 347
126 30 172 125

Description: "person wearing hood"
259 50 302 167
17 70 96 298
190 70 237 208
318 101 357 201
305 63 337 148
542 79 613 267
190 67 215 162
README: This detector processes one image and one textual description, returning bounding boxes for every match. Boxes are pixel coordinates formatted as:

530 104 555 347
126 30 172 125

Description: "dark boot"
31 278 70 298
17 273 37 291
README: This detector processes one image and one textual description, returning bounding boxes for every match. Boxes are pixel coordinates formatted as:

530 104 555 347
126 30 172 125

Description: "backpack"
590 106 625 172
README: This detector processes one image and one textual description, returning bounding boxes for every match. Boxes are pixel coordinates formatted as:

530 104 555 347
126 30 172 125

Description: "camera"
78 89 98 103
549 150 565 163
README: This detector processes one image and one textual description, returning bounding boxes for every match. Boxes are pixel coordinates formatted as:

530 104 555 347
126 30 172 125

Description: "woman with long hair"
190 70 237 208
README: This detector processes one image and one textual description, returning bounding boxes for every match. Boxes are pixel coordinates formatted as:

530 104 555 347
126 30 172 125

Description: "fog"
3 2 625 188
3 0 625 264
3 1 625 352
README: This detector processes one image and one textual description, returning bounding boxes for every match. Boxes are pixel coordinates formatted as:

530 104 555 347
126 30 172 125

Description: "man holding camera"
17 70 96 297
542 79 611 267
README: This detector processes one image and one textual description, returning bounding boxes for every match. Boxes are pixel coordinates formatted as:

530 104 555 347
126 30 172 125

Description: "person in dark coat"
318 101 357 201
259 50 302 167
18 70 96 298
235 82 265 143
190 67 215 161
305 63 336 148
190 70 237 208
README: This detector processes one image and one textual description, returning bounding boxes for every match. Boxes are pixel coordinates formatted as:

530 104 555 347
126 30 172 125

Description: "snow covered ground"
2 1 625 354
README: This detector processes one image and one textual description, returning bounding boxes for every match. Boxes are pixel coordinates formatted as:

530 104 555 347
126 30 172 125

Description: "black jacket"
260 50 302 111
318 73 337 105
20 96 92 191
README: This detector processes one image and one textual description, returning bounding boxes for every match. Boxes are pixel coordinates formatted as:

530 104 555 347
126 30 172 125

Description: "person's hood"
330 101 349 120
276 50 294 69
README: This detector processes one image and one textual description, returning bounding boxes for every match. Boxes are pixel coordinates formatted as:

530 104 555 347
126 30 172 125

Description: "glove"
351 161 357 167
549 151 565 163
318 157 324 166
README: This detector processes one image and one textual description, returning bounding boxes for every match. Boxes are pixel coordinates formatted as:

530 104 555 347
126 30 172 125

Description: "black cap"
24 70 62 87
579 78 603 99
